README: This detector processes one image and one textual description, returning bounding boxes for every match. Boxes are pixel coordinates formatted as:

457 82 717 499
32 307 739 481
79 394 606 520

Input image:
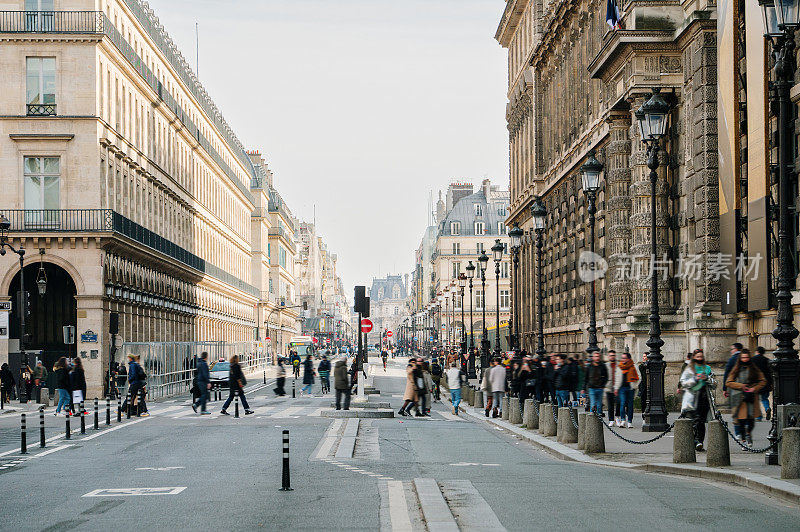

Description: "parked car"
209 361 230 388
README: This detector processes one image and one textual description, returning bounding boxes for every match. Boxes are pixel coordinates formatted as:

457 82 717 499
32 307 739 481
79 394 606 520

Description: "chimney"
482 178 492 199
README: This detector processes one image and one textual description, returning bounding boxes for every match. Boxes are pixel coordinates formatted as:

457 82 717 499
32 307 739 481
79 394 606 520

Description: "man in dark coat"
334 359 350 410
192 352 211 414
752 346 773 420
0 363 16 402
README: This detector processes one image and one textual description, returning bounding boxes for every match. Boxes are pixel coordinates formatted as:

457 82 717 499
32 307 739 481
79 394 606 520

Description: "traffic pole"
1 382 4 410
39 407 45 448
20 414 27 454
93 397 99 430
65 411 71 439
80 403 86 434
106 397 111 425
279 430 292 491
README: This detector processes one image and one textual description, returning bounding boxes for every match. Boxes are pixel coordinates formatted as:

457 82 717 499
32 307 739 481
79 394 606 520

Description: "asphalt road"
0 356 799 531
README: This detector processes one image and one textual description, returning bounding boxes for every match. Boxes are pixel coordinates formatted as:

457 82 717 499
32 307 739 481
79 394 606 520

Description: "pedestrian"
638 353 648 418
542 355 556 403
430 358 443 401
617 352 640 428
584 351 608 415
573 355 585 405
554 355 571 407
422 361 434 414
381 349 388 371
220 355 254 416
725 348 767 445
192 351 211 415
509 359 522 399
274 358 286 396
126 355 149 417
414 359 429 417
0 363 15 403
604 350 620 427
334 358 351 410
679 348 714 450
70 358 87 415
52 357 70 415
32 361 47 402
722 342 743 398
489 358 506 418
751 346 772 421
481 360 493 417
301 355 315 395
399 359 419 416
516 359 534 412
446 362 464 415
318 355 331 395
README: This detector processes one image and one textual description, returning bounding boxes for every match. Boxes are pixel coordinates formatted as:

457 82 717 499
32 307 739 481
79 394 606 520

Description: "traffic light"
354 286 366 313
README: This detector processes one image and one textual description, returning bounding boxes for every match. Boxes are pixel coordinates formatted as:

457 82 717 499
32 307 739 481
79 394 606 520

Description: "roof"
439 190 510 237
370 275 407 302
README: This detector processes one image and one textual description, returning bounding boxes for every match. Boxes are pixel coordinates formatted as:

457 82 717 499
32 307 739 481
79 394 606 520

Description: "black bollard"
138 387 145 416
93 398 99 430
1 382 4 410
39 407 45 448
65 411 71 439
106 397 111 425
127 389 132 419
80 403 86 434
292 379 296 399
117 394 122 423
234 393 240 418
20 414 27 454
280 430 292 491
263 370 266 384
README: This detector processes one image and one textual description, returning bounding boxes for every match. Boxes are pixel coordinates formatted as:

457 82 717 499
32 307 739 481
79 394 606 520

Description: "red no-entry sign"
361 318 373 333
387 331 393 337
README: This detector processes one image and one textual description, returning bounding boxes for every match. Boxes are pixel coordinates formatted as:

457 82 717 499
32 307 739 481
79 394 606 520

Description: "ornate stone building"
369 275 409 341
496 0 741 381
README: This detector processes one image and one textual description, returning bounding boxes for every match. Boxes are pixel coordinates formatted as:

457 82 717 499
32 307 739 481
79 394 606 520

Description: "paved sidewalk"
455 396 800 505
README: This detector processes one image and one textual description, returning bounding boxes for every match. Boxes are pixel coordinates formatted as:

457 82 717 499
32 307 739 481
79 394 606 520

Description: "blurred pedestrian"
722 343 743 398
220 355 254 415
399 359 419 416
274 357 286 396
318 355 331 395
334 358 350 410
617 352 640 428
301 355 315 395
422 361 434 415
192 351 211 415
32 361 47 402
126 355 149 417
481 360 493 417
446 362 464 415
430 358 443 401
751 346 772 421
70 358 87 415
679 348 714 450
604 350 620 427
725 349 767 445
489 358 506 418
554 355 571 407
52 357 70 415
0 363 15 403
585 351 607 415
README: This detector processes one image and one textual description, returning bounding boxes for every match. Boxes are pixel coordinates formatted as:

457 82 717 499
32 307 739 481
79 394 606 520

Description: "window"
497 204 507 217
474 203 483 216
476 242 485 254
394 306 399 315
454 296 462 310
26 57 56 115
393 286 400 299
452 261 461 278
475 222 485 235
24 157 60 220
450 221 461 235
498 222 507 235
267 243 271 264
475 289 484 309
269 278 274 294
501 262 510 279
500 290 510 309
279 246 287 269
24 1 54 31
452 242 460 255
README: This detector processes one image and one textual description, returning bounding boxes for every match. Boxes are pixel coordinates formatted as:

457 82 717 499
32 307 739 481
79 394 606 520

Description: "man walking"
584 351 607 415
220 355 254 416
127 355 149 417
751 346 772 421
446 362 464 415
489 358 506 418
192 352 211 415
604 350 619 427
334 358 350 410
554 355 571 407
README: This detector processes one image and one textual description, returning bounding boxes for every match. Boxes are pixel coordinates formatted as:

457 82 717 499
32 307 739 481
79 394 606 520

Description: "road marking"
439 480 505 531
270 406 304 418
32 444 73 458
449 462 500 467
136 466 185 471
83 487 187 497
413 478 458 531
82 417 148 441
387 480 413 531
314 419 343 460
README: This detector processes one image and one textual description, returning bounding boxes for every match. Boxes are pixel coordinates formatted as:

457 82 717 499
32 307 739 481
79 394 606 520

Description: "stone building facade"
496 0 744 385
369 275 409 342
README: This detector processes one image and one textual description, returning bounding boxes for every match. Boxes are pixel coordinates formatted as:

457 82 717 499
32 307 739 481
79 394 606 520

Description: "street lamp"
466 260 477 378
458 273 466 354
758 0 800 463
491 239 504 356
531 197 547 358
509 224 523 353
635 88 671 432
580 150 602 354
478 250 489 373
35 249 47 296
0 214 28 399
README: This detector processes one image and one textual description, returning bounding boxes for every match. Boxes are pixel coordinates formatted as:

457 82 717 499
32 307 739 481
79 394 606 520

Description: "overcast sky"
147 0 509 297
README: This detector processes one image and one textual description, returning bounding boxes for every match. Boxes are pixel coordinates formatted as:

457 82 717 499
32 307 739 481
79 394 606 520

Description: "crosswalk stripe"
439 480 505 531
269 406 305 418
387 480 413 531
437 410 466 422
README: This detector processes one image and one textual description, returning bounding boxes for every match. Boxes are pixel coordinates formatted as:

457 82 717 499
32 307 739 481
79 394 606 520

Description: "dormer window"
450 221 461 235
474 203 483 216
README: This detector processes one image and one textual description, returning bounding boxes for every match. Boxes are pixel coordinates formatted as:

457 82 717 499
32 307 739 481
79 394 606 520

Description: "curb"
458 404 800 506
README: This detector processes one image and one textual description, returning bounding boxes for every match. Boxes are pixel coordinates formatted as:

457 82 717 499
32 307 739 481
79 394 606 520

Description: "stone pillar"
706 420 731 467
577 412 587 449
540 403 557 437
605 112 633 318
474 388 484 409
781 427 800 479
673 418 696 463
584 412 605 453
501 396 509 420
510 397 523 424
561 407 578 443
523 399 539 430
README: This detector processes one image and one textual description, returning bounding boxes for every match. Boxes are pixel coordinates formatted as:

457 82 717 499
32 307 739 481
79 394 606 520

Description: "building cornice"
495 0 531 46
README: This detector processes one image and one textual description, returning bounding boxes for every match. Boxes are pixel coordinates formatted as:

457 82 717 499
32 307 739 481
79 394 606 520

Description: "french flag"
606 0 623 30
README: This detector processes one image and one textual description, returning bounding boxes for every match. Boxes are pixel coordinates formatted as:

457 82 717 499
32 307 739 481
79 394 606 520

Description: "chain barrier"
713 411 779 454
552 403 558 424
568 405 580 430
594 412 675 445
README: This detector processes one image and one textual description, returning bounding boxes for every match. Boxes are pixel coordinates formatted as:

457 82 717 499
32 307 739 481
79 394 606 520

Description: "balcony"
26 103 56 116
0 209 258 297
0 10 103 33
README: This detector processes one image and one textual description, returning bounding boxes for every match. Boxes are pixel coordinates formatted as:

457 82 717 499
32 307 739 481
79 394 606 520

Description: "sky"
147 0 509 296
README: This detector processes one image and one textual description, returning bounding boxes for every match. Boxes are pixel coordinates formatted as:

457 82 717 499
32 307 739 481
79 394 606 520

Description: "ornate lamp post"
635 88 671 432
579 150 603 353
531 197 547 358
491 239 505 356
0 214 28 398
509 224 523 353
458 274 466 353
759 0 800 463
478 251 490 372
451 280 457 355
466 261 477 378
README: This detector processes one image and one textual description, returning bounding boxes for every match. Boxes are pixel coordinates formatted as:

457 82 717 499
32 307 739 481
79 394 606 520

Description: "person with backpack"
52 357 71 415
318 355 331 394
430 359 443 401
220 354 254 416
126 355 149 417
290 351 301 379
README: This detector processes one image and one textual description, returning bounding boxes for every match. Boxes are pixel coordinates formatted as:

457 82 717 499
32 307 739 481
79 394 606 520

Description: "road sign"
387 331 393 337
361 318 373 333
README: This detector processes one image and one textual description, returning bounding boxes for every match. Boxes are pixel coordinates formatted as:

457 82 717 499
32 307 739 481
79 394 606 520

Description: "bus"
288 336 316 358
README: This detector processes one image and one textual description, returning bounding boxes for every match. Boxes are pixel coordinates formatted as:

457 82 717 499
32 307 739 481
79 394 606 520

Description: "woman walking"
616 353 640 428
220 355 254 415
53 357 71 415
422 361 434 415
70 357 87 415
725 349 767 445
274 358 286 396
679 349 714 450
301 355 315 396
398 359 419 417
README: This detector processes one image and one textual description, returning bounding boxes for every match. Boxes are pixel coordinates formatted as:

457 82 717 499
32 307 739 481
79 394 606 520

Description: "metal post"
263 370 266 385
481 272 488 372
127 389 132 419
106 397 111 425
586 191 599 353
117 394 121 422
234 392 240 418
65 411 71 440
93 397 99 430
495 261 501 356
39 407 45 448
292 379 296 398
80 402 86 434
279 429 292 491
535 229 546 358
468 276 476 379
1 382 4 410
20 413 27 454
510 250 518 352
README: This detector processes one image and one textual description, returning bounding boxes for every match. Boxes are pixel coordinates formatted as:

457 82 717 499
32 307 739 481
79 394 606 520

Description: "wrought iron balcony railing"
0 10 103 33
26 103 56 116
0 209 258 297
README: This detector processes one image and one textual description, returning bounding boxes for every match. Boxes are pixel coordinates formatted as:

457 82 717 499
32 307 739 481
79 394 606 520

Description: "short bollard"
80 403 86 434
706 420 730 467
280 430 293 491
0 382 4 409
234 394 240 418
39 407 46 448
106 397 111 426
474 389 484 409
577 412 587 450
781 427 800 479
20 414 27 454
501 397 510 420
460 386 470 408
117 395 122 423
556 407 566 442
263 370 267 384
541 404 557 437
65 411 71 440
292 379 296 398
510 399 523 425
523 399 539 430
673 418 696 463
584 413 605 453
93 398 99 430
127 389 133 419
561 408 578 444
